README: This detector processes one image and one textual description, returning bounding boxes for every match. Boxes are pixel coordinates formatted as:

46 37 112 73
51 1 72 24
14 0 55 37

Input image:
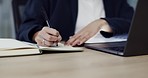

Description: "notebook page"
0 38 35 50
39 43 83 51
23 41 83 51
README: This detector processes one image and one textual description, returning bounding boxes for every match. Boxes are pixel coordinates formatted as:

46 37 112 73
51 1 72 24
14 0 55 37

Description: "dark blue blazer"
18 0 134 43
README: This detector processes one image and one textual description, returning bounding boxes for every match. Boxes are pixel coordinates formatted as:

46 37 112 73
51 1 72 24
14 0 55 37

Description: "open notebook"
0 38 83 57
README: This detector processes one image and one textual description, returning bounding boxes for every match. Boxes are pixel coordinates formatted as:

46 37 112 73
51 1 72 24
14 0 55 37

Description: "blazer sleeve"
101 0 134 38
17 0 48 43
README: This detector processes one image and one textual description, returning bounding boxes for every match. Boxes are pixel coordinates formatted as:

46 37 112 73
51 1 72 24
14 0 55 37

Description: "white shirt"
75 0 106 43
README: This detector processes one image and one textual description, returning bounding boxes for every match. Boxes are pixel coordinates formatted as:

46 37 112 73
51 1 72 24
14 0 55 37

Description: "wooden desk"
0 48 148 78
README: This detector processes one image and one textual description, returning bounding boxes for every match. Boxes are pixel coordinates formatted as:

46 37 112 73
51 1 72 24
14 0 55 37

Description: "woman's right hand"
33 27 62 46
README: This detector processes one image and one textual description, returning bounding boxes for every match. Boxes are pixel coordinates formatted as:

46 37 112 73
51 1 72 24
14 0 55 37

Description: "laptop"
85 0 148 56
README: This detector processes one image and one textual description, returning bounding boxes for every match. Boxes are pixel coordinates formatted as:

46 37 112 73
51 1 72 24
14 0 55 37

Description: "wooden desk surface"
0 48 148 78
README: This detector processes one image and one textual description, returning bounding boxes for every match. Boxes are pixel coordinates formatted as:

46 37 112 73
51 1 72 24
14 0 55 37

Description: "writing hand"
33 27 62 46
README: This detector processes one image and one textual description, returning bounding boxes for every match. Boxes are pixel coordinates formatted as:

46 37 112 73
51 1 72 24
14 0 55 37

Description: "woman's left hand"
66 19 112 46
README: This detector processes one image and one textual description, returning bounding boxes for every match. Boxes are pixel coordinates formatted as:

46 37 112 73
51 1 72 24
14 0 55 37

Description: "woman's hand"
33 27 62 46
66 19 112 46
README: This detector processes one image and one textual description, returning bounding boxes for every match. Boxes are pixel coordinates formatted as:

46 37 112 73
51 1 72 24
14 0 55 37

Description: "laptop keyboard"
105 46 125 52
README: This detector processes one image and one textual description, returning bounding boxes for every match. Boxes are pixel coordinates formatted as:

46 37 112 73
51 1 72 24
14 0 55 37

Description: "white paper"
0 38 35 50
85 34 127 43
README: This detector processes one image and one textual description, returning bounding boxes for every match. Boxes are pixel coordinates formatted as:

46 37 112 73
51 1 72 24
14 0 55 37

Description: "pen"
41 7 51 28
41 7 58 46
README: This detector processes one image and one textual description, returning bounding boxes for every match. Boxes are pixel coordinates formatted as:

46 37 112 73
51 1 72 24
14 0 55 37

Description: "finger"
43 40 54 47
44 35 59 42
66 36 76 46
66 34 82 46
35 36 44 46
71 38 81 46
39 29 59 42
71 33 88 46
40 36 58 47
71 32 91 46
78 33 90 45
35 33 55 47
65 36 73 45
72 34 89 46
57 35 62 42
38 38 55 47
43 27 60 36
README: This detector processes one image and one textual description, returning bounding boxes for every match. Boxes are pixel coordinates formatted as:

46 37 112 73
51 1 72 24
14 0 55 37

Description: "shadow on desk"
42 50 83 54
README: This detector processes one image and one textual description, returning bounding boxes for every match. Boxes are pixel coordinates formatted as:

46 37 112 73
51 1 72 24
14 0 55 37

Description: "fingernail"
77 42 81 45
